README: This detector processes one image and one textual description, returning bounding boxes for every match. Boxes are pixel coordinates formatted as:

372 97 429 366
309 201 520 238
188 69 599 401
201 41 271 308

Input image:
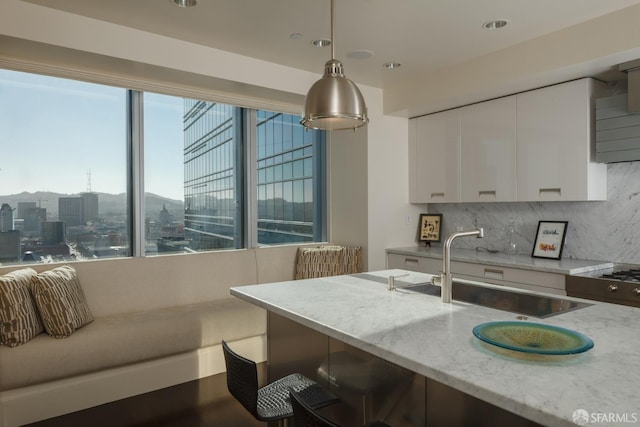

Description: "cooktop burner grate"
600 269 640 282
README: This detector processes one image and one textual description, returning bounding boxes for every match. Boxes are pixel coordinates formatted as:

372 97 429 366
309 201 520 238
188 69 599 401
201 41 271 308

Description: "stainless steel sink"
405 281 592 318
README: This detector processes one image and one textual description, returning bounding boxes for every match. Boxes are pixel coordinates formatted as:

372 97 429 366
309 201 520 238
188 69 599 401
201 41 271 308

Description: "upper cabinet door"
516 78 607 201
409 109 461 203
460 96 517 202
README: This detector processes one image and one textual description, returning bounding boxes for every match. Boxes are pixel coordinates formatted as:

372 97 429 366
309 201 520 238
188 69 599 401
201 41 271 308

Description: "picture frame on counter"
532 220 568 260
419 213 442 244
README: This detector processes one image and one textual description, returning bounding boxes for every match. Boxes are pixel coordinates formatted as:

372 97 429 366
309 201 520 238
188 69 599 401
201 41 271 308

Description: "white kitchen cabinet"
460 96 517 202
516 78 607 201
386 252 566 295
387 253 442 273
452 261 566 295
409 109 460 203
409 78 604 204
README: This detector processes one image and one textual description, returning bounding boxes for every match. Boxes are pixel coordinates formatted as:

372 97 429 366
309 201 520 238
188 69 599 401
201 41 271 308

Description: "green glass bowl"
473 321 594 355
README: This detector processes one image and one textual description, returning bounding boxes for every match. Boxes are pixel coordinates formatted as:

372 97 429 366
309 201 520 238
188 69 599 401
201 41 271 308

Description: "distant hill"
0 191 184 221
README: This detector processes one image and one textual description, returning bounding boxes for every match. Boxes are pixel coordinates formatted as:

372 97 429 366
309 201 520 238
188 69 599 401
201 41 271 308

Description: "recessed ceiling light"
347 50 374 60
311 39 331 48
171 0 197 7
482 20 508 30
383 62 401 69
290 33 303 40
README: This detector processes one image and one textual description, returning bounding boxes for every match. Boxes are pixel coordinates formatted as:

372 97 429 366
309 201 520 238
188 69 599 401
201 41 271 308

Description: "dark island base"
268 312 543 427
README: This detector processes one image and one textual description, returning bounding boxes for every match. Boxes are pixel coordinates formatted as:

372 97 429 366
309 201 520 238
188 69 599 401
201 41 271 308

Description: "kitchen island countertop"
231 270 639 427
386 246 613 275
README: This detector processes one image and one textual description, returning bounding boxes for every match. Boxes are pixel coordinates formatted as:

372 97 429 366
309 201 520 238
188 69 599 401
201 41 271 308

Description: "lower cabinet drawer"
386 253 566 293
452 261 565 291
387 253 441 274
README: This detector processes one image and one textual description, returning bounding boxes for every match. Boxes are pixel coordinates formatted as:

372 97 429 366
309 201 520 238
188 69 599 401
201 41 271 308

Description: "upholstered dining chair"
222 340 339 426
294 245 362 279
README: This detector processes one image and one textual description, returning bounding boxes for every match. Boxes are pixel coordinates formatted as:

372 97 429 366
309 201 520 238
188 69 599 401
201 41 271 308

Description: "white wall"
364 88 424 269
0 0 412 271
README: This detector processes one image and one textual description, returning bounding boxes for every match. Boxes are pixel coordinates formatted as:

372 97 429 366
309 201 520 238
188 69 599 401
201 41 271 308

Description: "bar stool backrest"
222 340 259 418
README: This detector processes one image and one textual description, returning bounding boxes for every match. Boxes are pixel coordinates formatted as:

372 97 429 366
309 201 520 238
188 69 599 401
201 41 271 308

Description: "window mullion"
128 90 145 257
244 109 258 248
313 131 328 243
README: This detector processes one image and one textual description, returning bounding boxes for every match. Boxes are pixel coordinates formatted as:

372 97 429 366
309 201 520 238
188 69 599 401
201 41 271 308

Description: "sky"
0 69 186 201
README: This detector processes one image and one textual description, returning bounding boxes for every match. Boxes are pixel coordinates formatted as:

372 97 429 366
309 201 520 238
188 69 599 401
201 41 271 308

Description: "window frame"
0 64 328 264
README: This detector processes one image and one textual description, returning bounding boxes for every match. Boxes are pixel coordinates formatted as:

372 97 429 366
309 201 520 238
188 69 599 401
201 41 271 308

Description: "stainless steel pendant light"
301 0 369 131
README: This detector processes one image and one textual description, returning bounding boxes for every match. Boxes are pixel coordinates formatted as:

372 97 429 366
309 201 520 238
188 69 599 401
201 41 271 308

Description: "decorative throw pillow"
0 268 44 347
31 265 94 338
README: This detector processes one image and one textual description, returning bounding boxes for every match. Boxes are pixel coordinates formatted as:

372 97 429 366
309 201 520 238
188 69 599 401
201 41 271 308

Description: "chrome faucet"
439 228 484 303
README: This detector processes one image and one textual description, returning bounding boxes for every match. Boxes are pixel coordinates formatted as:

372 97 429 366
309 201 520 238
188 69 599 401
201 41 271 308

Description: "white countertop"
231 270 640 427
386 246 613 275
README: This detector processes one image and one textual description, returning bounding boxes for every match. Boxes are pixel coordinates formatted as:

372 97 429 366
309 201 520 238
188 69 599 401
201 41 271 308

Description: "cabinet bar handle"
478 190 497 197
539 188 561 195
404 258 419 267
484 268 504 280
430 192 445 198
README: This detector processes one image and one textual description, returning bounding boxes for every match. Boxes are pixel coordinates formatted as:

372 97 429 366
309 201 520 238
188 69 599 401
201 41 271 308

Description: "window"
0 69 128 264
142 95 326 256
0 69 326 265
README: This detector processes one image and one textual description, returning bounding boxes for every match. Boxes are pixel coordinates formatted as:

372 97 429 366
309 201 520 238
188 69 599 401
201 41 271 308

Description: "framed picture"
531 221 568 260
419 213 443 242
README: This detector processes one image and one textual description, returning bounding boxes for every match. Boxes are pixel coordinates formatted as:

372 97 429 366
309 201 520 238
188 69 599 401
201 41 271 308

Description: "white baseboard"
0 335 266 427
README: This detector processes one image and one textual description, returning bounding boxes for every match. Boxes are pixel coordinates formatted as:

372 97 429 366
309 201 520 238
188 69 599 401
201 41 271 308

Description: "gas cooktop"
573 263 640 281
567 263 640 307
599 268 640 282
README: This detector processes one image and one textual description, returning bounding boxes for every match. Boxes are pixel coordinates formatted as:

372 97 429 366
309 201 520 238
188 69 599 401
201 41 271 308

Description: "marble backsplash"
425 161 640 264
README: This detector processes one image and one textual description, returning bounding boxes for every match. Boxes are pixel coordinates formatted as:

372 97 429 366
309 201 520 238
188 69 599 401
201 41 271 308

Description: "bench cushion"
0 297 266 390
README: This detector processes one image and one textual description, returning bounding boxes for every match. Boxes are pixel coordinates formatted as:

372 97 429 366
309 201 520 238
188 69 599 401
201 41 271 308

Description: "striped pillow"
0 268 44 347
31 265 94 338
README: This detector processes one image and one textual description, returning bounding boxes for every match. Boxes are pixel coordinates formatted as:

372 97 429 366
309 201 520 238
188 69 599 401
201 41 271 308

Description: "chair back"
295 246 362 279
290 389 342 427
222 340 259 418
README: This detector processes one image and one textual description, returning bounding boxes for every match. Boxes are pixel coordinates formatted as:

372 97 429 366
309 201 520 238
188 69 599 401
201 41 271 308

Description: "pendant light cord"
330 0 335 61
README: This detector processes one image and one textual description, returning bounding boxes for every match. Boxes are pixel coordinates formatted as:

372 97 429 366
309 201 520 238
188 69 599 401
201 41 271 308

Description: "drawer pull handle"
404 258 419 267
608 284 618 292
484 268 504 279
539 188 561 195
632 287 640 296
479 190 496 197
430 192 445 198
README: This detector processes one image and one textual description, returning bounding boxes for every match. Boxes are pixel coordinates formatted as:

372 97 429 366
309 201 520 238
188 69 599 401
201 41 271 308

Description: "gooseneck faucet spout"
441 228 484 303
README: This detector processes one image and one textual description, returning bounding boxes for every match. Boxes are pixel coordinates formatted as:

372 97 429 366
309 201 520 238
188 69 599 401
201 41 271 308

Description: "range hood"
595 60 640 163
619 59 640 112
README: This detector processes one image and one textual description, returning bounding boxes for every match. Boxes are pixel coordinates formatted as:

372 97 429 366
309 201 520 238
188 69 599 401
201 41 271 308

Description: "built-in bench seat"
0 245 318 427
0 298 264 391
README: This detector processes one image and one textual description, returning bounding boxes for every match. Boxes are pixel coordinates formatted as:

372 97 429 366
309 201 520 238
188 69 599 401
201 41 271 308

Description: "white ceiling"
22 0 640 93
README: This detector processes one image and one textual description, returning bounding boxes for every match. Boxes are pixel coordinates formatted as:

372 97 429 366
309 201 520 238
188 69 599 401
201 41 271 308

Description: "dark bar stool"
222 340 339 426
290 389 392 427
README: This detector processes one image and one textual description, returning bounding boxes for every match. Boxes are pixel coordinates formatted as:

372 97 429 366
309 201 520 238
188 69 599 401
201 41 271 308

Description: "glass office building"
183 101 325 250
183 101 241 250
